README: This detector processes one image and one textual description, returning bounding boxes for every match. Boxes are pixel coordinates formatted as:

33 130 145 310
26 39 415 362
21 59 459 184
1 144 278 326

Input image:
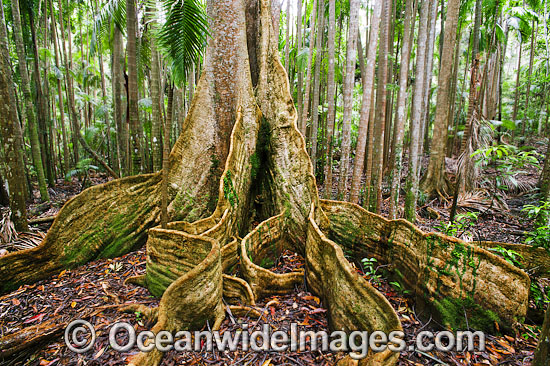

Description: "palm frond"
157 0 209 85
456 190 509 214
90 0 126 57
457 112 493 192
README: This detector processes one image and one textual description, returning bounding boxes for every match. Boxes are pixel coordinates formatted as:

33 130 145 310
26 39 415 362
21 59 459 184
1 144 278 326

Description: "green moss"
259 256 275 269
223 170 239 208
433 296 501 333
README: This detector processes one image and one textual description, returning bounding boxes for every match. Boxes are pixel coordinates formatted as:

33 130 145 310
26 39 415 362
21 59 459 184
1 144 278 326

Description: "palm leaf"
156 0 209 85
90 0 126 57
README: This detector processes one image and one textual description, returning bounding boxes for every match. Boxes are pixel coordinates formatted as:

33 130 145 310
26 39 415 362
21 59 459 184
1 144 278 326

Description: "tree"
533 302 550 366
323 0 336 199
127 0 142 175
367 0 391 212
350 0 382 205
420 0 461 197
300 0 318 138
337 0 360 200
0 3 29 231
0 3 536 366
10 0 49 202
388 0 415 218
309 0 325 174
404 0 432 222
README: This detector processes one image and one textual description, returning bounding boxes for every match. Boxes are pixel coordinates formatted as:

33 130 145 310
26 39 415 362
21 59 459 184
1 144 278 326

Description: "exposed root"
227 305 265 319
222 274 255 305
125 274 147 287
120 304 159 323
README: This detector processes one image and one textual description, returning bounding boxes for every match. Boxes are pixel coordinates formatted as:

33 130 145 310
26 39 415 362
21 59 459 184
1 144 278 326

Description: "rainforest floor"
0 141 547 365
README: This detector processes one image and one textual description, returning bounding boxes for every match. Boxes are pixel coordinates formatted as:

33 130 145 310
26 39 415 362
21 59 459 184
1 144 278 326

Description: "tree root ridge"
0 173 162 294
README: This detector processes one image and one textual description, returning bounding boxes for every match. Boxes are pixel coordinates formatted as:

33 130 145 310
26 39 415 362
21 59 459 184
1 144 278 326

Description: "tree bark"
127 0 142 175
404 0 431 222
300 0 318 138
323 0 336 199
349 2 382 205
523 20 537 137
388 0 415 218
11 0 49 202
420 0 461 197
533 302 550 366
368 0 391 212
0 4 29 231
296 0 304 133
336 0 360 200
310 1 325 174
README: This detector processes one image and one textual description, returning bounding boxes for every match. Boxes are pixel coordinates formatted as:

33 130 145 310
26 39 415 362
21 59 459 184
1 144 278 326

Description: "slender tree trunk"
350 1 382 205
64 13 80 167
460 0 482 152
161 84 173 228
523 20 537 137
49 0 70 176
323 0 336 199
310 1 325 174
296 0 304 132
127 0 142 175
404 0 431 222
113 26 125 176
11 0 49 202
300 0 318 138
284 0 291 73
420 0 461 197
511 41 523 129
388 0 415 218
533 302 550 366
271 0 282 39
29 5 53 186
0 4 29 231
148 10 164 172
368 0 391 212
419 0 438 159
336 0 360 200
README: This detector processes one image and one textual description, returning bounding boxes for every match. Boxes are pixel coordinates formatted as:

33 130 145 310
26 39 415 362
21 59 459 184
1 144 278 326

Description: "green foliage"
389 280 410 295
91 0 126 56
522 201 550 249
489 246 524 267
223 170 238 208
157 0 209 85
65 158 99 181
472 144 540 192
436 212 479 239
360 257 381 285
530 280 550 310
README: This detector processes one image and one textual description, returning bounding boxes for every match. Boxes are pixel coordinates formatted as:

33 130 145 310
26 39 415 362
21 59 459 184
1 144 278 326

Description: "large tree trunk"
0 4 29 231
0 2 536 366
